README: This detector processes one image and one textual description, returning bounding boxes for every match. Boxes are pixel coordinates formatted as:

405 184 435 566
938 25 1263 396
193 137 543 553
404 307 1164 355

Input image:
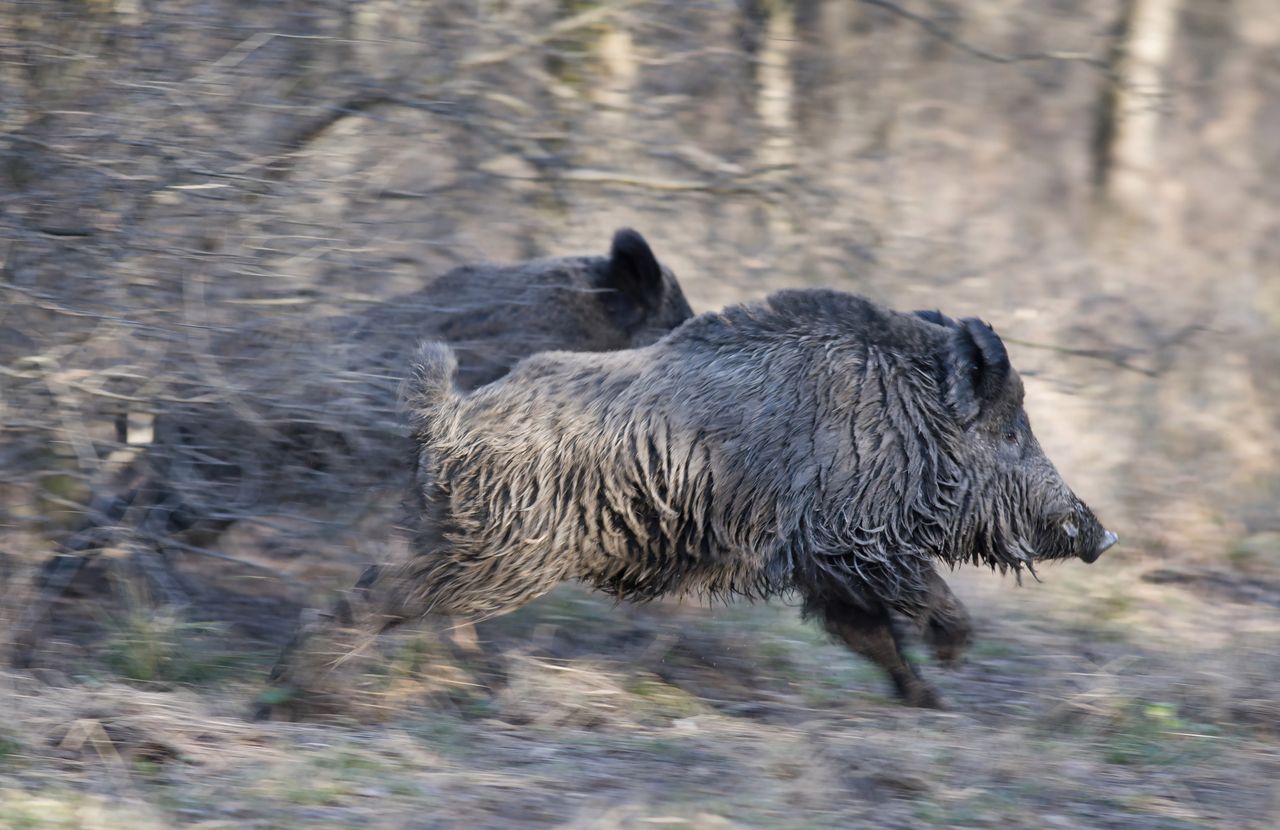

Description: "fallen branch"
1003 323 1205 378
1001 336 1159 377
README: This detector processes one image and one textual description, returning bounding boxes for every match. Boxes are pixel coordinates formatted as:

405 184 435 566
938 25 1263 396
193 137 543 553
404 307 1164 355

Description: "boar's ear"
606 228 664 314
947 318 1012 424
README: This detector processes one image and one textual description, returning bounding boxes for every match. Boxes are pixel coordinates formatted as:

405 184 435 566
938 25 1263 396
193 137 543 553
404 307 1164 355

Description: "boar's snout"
1037 493 1114 565
1080 529 1118 564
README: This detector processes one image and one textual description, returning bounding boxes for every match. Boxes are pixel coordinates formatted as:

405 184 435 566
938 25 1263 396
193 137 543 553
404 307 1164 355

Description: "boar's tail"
402 340 458 428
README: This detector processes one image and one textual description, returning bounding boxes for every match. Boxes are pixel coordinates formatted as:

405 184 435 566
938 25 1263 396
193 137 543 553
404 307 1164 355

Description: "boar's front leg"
802 562 969 709
807 596 944 709
917 569 972 667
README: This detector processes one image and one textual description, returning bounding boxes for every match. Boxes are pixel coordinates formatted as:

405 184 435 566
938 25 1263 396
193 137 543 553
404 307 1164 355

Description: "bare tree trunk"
1095 0 1182 218
757 1 796 171
593 24 638 131
756 1 797 247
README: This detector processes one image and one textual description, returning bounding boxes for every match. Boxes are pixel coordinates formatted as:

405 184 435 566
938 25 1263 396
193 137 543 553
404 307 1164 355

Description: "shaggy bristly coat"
343 289 1116 708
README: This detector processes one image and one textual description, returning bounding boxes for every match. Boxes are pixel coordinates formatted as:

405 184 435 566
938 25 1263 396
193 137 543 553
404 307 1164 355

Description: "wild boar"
292 288 1116 709
115 227 694 541
21 230 694 662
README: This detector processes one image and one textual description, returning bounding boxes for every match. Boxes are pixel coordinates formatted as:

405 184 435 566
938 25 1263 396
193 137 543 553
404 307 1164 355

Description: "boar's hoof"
896 680 946 710
923 615 972 669
251 604 366 722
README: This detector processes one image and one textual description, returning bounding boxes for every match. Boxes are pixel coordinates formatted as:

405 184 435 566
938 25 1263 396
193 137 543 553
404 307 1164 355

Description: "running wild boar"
290 289 1118 709
55 228 692 545
20 230 694 666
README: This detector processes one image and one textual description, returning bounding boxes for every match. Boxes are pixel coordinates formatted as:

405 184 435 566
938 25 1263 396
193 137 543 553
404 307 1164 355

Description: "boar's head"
916 310 1118 570
427 228 693 390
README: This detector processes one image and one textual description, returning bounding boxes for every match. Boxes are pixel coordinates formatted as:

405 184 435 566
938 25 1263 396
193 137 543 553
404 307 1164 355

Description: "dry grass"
1 545 1277 829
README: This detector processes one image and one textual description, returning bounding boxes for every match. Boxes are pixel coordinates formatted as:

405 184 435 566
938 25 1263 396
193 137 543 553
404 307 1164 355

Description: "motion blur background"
1 2 1277 828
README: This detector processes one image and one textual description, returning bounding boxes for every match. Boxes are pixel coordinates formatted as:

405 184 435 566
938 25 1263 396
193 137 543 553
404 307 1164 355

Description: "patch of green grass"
388 779 422 798
1092 587 1137 621
1066 614 1130 644
0 805 43 830
101 610 253 685
1097 700 1225 767
381 632 439 677
715 600 810 636
909 791 1016 827
249 753 390 809
801 661 892 708
967 638 1025 659
407 712 478 757
626 673 709 722
481 586 623 643
37 472 91 530
0 733 24 768
620 734 734 770
312 748 396 775
130 758 163 779
282 779 353 806
0 790 166 830
551 730 727 770
522 589 620 624
753 639 798 673
1228 531 1280 575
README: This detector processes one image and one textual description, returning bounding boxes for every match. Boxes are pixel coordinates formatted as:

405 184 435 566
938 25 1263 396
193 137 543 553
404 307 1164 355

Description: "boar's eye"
1002 428 1019 445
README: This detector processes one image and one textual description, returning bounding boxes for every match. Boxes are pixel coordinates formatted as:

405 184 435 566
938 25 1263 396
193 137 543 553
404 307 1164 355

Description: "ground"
1 529 1277 829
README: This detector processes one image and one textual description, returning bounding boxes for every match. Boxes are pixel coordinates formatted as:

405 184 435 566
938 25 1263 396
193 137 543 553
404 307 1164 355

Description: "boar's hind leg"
808 597 944 709
267 551 573 694
255 556 566 721
352 552 571 633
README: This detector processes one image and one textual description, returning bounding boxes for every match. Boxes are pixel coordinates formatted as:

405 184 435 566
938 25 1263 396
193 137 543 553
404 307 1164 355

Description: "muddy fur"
297 290 1112 711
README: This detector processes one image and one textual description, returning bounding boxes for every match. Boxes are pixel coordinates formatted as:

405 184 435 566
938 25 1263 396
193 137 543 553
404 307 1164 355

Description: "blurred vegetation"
1 2 1278 828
